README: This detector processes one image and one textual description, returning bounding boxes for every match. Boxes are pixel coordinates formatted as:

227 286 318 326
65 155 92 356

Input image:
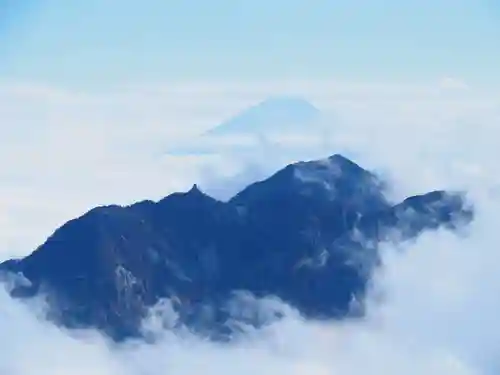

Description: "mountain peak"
289 154 380 188
296 154 367 174
250 95 318 111
188 183 202 195
158 183 217 208
328 153 357 165
205 96 321 136
230 154 389 214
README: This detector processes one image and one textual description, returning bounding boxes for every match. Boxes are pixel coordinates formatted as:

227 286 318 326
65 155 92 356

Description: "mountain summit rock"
0 154 473 340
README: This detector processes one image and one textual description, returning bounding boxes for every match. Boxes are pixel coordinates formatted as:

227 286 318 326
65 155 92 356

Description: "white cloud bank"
0 79 499 374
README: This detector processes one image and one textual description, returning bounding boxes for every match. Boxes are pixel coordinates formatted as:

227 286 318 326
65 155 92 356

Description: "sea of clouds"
0 78 499 374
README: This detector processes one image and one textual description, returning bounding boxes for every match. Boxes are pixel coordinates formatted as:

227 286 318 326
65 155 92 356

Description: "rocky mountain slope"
0 154 473 340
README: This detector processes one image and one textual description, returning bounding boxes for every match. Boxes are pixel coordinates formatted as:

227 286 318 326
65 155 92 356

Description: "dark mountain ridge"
0 154 473 340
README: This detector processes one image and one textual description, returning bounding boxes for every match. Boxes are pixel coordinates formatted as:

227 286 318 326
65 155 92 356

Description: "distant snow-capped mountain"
168 96 329 156
206 96 322 136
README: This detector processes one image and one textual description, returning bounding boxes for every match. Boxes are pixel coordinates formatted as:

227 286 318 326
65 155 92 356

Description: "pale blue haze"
1 0 500 86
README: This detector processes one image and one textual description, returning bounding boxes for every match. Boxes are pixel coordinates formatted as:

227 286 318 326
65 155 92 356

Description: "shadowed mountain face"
0 154 473 340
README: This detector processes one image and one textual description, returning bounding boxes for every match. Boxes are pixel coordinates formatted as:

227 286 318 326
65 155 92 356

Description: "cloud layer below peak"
0 78 500 373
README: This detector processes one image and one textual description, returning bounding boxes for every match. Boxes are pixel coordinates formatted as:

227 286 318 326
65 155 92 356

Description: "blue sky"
1 0 500 87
